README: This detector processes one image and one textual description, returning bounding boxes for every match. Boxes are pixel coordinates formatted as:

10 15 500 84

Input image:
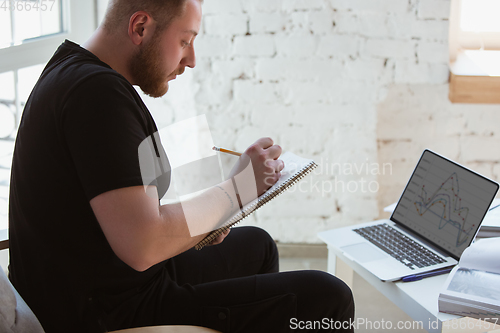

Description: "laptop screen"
391 150 499 260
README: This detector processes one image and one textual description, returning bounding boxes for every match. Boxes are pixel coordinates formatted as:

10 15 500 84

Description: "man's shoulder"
43 40 131 96
48 40 114 74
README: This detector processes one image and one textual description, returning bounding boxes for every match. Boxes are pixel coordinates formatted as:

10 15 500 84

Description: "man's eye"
182 41 190 47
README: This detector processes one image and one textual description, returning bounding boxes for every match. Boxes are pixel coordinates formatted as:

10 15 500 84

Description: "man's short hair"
102 0 199 33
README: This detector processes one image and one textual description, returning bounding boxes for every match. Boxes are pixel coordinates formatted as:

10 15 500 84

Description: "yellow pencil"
213 146 242 157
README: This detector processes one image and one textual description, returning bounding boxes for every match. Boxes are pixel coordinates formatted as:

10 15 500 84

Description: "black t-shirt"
9 40 169 332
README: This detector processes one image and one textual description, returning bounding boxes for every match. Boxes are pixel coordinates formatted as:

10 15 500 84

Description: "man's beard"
130 34 172 98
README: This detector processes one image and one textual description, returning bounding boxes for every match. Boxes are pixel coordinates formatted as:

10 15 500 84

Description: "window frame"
0 0 96 74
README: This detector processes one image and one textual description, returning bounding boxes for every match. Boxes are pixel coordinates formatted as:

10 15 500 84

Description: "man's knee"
320 271 352 302
304 270 354 318
234 226 279 274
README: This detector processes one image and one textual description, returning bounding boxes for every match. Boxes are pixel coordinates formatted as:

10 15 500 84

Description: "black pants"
110 227 355 332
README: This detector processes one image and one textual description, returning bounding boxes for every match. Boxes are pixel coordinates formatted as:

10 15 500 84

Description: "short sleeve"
62 73 152 200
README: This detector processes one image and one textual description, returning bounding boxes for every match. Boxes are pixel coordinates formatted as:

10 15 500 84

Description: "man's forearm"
155 178 239 257
90 178 239 272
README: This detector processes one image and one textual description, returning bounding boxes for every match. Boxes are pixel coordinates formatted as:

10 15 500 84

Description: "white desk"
319 229 500 333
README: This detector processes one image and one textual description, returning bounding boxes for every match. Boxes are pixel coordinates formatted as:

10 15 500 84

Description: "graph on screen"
413 172 474 248
393 151 498 257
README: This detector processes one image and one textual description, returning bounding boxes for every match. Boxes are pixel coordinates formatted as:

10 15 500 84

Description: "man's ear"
128 11 155 46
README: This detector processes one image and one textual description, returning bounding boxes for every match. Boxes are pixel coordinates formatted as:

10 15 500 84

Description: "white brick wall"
418 0 450 20
282 0 326 12
394 60 449 84
250 13 287 34
275 35 319 58
330 0 409 14
202 0 242 14
194 36 232 58
417 41 449 63
95 0 500 244
363 39 415 60
317 35 359 58
233 35 276 57
204 14 248 36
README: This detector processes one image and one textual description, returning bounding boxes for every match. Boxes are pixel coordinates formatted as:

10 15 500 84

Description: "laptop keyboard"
353 223 446 270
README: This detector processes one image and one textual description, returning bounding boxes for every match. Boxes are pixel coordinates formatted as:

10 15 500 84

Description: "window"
449 0 500 103
0 0 95 73
455 0 500 51
0 0 96 229
0 0 63 49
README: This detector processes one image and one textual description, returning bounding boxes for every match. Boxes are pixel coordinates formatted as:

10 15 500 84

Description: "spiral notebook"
195 152 317 250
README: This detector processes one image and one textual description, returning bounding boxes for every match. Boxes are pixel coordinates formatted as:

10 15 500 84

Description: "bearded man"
8 0 355 332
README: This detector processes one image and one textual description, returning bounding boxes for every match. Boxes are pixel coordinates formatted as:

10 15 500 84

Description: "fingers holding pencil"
217 138 285 196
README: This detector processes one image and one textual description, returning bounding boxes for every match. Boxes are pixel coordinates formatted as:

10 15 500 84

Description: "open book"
195 152 317 250
438 238 500 322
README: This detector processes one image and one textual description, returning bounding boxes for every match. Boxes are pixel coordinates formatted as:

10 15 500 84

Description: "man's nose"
182 46 196 69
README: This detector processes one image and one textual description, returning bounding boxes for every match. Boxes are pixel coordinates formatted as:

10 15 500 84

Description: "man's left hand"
208 228 231 246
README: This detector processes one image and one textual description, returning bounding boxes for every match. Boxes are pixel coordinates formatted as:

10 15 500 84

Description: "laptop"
320 149 499 282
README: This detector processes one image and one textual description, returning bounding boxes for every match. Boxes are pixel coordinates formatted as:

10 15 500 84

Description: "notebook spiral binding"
195 160 318 250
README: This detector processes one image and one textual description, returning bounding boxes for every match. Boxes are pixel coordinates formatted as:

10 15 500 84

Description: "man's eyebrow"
183 29 198 36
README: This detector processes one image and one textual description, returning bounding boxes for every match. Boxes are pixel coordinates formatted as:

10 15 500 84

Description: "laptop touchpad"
341 243 386 263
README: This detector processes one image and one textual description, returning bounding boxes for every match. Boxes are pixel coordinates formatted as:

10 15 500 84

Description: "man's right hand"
229 137 285 198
